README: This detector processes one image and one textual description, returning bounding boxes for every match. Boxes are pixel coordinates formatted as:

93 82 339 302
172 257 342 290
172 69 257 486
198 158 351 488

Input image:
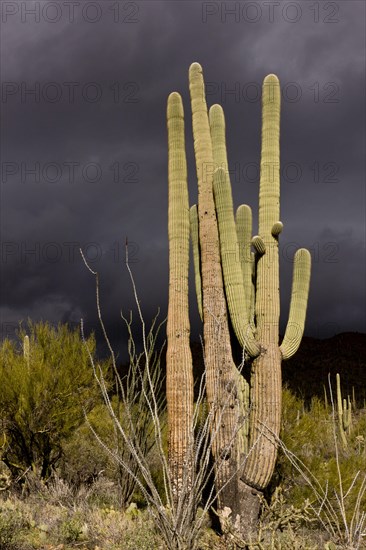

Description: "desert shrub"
0 321 110 482
60 384 167 509
59 401 119 488
277 386 366 546
59 513 84 543
0 499 28 549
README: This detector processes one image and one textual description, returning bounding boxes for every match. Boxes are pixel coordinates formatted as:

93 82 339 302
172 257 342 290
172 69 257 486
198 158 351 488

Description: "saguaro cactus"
336 373 352 449
188 63 241 510
23 335 30 367
167 63 311 534
166 92 194 505
212 77 307 482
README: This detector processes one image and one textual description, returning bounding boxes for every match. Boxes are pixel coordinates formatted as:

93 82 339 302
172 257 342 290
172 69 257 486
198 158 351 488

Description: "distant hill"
119 332 366 408
189 332 366 407
282 332 366 406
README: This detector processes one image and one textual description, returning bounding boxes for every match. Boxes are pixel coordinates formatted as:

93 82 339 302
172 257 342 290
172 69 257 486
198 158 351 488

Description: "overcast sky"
1 0 365 357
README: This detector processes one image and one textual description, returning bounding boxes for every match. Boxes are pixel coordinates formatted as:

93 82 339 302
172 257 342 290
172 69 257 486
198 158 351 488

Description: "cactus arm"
189 204 203 321
209 105 256 458
251 235 266 255
250 252 256 328
213 168 259 356
209 104 259 356
271 221 283 237
256 74 281 343
280 248 311 360
166 91 194 500
236 205 255 327
209 104 229 170
242 74 282 490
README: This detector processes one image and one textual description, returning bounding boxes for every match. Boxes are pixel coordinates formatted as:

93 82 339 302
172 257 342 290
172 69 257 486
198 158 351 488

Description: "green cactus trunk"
166 92 194 505
241 75 282 491
188 63 240 511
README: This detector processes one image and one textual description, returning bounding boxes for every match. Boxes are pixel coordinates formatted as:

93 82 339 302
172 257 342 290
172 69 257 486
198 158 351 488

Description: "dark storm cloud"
1 0 365 353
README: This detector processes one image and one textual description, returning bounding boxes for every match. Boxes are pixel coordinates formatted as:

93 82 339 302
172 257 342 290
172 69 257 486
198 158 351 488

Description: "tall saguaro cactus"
166 92 194 504
211 72 311 524
240 75 284 491
188 63 241 509
166 63 311 534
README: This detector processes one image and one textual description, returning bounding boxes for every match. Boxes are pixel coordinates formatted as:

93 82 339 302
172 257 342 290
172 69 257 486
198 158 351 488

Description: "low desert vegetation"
0 321 107 483
0 320 365 550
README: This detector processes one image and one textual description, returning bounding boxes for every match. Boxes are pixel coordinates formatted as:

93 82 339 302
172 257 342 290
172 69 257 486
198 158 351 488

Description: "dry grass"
0 472 360 550
0 476 163 549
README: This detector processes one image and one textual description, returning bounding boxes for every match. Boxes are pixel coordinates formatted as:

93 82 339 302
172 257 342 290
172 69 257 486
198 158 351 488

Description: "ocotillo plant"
167 63 311 535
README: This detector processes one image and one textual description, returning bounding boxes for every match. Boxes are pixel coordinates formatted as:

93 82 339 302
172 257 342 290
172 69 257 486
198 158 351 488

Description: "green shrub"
59 401 119 488
0 501 27 549
0 321 110 482
60 398 168 508
59 514 83 543
277 387 366 542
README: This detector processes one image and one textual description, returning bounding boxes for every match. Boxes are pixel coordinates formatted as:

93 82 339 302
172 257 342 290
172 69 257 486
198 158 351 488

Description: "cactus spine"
167 64 311 532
